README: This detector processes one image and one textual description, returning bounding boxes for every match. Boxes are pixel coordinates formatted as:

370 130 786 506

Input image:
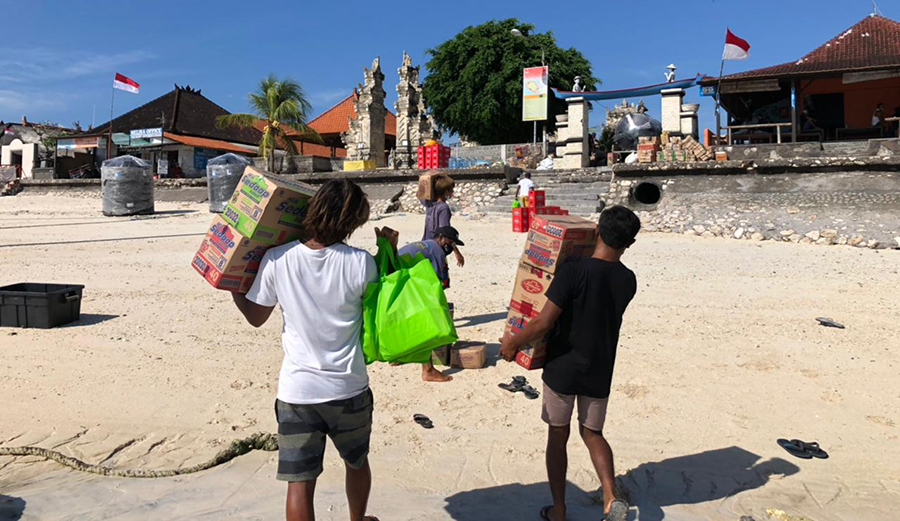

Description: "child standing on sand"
421 174 464 269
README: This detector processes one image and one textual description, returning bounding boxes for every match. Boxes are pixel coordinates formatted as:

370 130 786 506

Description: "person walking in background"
397 225 465 383
500 206 642 521
230 179 383 521
515 172 535 208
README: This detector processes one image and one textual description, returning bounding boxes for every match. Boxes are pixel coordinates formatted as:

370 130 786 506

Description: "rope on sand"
0 432 278 478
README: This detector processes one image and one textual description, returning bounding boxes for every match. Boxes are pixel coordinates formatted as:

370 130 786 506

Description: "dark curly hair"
302 179 370 246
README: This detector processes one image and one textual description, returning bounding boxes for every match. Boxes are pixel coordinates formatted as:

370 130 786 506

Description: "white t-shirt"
247 241 377 405
518 178 535 197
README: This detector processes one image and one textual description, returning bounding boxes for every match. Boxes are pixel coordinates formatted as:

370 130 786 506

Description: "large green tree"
217 75 318 172
423 19 599 145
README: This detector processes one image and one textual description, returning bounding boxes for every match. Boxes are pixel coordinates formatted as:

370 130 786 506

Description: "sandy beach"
1 194 899 520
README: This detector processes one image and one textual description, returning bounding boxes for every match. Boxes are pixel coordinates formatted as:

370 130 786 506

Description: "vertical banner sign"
522 66 549 122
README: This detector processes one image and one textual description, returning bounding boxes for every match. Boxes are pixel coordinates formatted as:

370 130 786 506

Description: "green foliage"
216 75 319 172
423 19 599 145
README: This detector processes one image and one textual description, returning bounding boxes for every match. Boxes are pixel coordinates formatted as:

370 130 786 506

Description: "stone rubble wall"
599 171 900 250
369 180 507 217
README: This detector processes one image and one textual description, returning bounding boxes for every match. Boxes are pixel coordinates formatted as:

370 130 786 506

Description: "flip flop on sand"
521 385 540 400
413 414 434 429
539 505 554 521
777 438 814 459
603 499 628 521
816 317 845 329
790 439 829 459
498 376 527 393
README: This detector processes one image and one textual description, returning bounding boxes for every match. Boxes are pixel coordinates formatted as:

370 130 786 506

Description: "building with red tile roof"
250 90 397 159
702 15 900 142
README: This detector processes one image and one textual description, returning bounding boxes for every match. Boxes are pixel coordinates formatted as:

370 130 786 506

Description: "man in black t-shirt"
500 205 640 521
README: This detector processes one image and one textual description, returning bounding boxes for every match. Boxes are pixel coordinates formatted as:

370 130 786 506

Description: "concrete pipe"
630 181 662 208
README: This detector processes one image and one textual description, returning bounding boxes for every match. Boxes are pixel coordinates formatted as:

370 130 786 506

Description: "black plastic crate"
0 283 84 329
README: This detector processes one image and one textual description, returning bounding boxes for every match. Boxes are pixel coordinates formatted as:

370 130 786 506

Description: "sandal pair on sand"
499 376 540 399
540 499 628 521
777 438 829 459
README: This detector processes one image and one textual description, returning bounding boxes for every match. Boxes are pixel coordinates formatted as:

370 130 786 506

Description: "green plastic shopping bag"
375 257 458 362
361 236 396 364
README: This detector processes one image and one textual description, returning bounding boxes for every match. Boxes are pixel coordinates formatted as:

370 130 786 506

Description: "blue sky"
0 0 887 137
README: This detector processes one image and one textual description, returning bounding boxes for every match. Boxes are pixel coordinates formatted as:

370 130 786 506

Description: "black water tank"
101 155 154 216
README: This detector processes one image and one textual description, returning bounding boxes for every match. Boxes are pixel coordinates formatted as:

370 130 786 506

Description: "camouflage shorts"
274 389 373 482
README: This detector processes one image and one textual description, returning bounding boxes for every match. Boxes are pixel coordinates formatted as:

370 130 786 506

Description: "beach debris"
0 432 277 478
413 413 434 429
815 317 845 329
777 438 829 459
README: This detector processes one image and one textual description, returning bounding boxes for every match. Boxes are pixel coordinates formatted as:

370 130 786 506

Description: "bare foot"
422 366 453 383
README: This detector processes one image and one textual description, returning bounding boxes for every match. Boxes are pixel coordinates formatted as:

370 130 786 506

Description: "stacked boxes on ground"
657 134 714 162
637 136 660 163
504 215 598 369
192 166 317 292
511 189 569 233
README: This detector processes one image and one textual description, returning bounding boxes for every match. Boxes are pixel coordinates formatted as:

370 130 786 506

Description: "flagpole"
108 82 116 156
715 56 725 145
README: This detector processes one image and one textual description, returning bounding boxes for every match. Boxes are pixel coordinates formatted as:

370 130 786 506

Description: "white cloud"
310 88 350 107
0 48 155 83
0 89 76 119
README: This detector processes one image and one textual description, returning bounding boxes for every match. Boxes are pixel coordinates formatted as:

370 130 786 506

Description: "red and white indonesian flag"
723 29 750 60
113 73 140 94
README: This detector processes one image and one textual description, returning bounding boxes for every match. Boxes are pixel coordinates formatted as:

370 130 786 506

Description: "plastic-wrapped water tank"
206 153 250 213
101 155 154 216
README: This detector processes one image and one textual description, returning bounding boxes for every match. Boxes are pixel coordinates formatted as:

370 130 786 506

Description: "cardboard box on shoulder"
416 172 438 202
522 215 597 274
192 216 270 292
223 166 316 245
503 309 549 370
509 261 553 319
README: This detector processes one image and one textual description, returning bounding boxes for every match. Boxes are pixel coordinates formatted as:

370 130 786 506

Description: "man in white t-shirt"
230 179 383 521
515 172 535 207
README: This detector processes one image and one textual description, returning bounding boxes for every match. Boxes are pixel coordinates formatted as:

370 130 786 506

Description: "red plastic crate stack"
512 208 529 233
417 144 451 169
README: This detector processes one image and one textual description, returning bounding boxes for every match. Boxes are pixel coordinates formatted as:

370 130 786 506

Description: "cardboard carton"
223 167 316 245
450 341 487 369
416 171 437 202
432 345 451 366
192 216 270 292
509 261 553 318
522 215 597 274
503 309 549 370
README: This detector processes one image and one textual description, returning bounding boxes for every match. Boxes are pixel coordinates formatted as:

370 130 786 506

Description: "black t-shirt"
542 258 637 399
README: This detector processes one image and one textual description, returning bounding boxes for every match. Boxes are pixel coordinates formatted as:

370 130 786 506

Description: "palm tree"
216 75 319 172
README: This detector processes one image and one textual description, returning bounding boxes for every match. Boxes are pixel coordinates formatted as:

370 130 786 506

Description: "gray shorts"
275 389 373 482
541 383 609 432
